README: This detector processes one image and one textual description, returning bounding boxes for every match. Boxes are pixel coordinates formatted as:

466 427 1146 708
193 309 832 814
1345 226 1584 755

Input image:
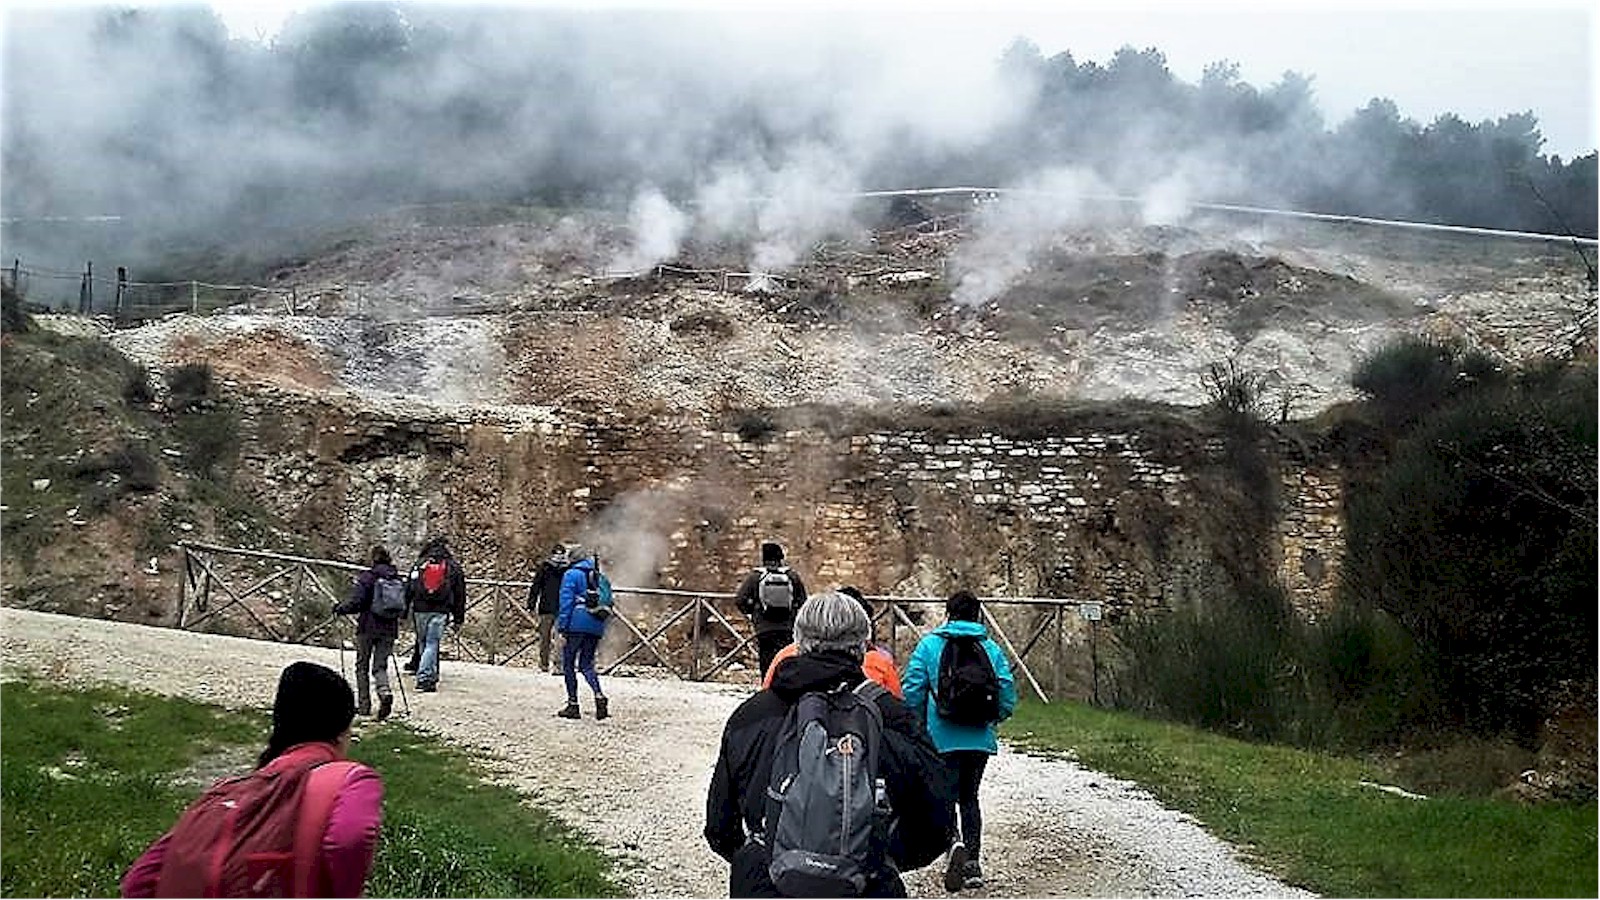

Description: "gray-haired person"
705 590 956 897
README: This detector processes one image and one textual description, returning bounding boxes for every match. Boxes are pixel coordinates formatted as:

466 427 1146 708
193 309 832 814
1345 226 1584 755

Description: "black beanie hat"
761 542 783 563
258 661 356 767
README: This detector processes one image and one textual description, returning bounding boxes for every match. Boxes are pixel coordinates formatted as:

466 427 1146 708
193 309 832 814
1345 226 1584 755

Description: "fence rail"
176 541 1107 702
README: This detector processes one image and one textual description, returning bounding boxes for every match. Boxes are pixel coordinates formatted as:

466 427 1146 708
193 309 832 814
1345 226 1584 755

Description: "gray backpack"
370 576 407 620
756 566 795 618
763 680 893 896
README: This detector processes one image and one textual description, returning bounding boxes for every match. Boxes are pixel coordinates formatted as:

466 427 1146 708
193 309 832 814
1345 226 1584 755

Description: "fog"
2 3 1593 293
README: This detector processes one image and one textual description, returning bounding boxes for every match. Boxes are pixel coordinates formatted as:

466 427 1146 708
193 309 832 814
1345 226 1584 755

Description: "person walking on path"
405 535 467 693
526 543 570 674
734 541 808 679
334 545 402 720
121 662 384 898
705 590 956 897
902 590 1018 892
761 585 902 697
555 550 610 720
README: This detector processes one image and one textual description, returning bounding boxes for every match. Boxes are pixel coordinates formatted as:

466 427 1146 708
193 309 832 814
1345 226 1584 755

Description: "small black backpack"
762 681 893 897
934 634 1001 727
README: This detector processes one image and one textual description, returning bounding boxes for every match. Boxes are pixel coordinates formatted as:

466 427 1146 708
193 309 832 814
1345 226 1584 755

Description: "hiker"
555 549 611 720
121 662 384 898
902 590 1018 892
333 545 403 720
705 590 956 897
404 535 467 693
761 585 902 697
526 543 571 674
734 541 809 679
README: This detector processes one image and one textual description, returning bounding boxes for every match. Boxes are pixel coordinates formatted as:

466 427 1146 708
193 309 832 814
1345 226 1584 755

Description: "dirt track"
1 608 1313 898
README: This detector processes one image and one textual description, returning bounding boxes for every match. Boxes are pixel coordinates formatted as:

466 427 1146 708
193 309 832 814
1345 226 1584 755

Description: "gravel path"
1 608 1313 898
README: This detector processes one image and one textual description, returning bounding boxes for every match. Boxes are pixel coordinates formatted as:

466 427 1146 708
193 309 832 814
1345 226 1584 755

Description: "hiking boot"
418 682 438 693
595 696 610 720
376 694 393 721
962 860 984 889
557 702 581 719
402 660 417 674
943 842 968 893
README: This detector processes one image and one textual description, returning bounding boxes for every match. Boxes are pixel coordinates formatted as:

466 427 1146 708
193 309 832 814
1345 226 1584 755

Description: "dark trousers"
944 750 990 860
755 629 791 680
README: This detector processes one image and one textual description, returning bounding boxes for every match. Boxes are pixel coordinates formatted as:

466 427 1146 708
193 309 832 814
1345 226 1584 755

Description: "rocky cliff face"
96 208 1591 616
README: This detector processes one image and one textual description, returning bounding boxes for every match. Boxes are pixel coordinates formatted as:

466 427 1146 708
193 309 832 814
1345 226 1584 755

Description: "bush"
1341 357 1596 743
1350 335 1501 428
175 407 239 480
164 362 214 413
731 410 777 443
122 366 155 406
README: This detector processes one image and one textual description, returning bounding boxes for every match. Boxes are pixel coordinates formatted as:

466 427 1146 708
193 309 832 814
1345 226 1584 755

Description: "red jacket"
121 742 384 898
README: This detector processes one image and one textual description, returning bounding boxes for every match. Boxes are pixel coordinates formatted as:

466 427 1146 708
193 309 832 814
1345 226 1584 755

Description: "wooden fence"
177 541 1107 702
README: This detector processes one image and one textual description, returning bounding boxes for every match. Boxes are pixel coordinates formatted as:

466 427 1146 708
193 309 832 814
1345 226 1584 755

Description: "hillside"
3 204 1592 625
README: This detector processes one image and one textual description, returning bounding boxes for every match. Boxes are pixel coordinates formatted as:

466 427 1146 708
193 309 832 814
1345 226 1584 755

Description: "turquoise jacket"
901 620 1018 754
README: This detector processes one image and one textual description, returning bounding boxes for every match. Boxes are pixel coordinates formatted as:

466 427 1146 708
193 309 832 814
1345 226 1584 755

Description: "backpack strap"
291 760 360 897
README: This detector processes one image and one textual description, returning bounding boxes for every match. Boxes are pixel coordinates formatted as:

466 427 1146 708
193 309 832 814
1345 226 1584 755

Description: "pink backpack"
152 750 358 897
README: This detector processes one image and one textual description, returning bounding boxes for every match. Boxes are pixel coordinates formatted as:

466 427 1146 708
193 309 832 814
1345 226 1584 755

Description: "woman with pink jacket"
121 662 385 898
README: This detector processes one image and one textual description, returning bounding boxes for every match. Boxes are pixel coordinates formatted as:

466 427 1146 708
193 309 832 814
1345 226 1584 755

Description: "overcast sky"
182 0 1598 158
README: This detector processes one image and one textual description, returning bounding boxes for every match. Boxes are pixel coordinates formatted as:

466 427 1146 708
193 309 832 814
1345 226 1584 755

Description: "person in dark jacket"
405 535 467 693
334 545 402 720
734 541 809 679
705 590 956 898
555 550 610 719
526 543 570 674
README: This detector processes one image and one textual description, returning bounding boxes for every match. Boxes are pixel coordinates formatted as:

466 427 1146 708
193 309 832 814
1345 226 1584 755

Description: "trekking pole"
338 618 348 681
392 653 411 717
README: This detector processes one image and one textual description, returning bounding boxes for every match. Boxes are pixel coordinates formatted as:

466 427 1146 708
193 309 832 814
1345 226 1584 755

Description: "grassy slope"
1003 699 1597 898
1 321 308 620
0 680 619 897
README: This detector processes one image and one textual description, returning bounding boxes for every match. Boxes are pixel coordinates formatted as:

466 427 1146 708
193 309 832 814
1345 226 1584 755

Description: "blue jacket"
557 557 609 637
901 620 1018 754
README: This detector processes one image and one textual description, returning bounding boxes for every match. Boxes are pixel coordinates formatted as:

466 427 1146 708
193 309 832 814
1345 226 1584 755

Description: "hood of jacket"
767 648 866 703
568 557 596 574
933 620 988 640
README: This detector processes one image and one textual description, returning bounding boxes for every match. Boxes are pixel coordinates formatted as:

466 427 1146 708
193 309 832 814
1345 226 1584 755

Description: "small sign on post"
1078 601 1103 622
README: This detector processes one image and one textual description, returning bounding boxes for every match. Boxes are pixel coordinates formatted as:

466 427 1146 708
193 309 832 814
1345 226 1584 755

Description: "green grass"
1 680 620 897
1003 699 1598 898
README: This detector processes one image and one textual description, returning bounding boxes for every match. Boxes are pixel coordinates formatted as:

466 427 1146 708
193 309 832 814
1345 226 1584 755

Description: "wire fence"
3 258 300 322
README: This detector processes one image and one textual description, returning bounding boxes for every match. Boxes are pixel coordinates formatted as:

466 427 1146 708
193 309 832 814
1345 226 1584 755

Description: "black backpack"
934 634 1001 727
762 681 893 897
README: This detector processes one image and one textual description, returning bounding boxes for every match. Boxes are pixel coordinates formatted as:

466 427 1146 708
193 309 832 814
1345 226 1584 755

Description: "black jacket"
734 565 809 635
407 550 467 626
527 559 566 616
705 649 956 897
334 562 402 638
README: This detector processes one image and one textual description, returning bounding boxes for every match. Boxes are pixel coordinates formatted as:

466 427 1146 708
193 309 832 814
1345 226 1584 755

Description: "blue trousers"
414 611 449 687
561 632 603 701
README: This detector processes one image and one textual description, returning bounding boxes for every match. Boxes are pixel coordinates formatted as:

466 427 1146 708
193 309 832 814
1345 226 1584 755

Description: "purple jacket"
335 563 402 638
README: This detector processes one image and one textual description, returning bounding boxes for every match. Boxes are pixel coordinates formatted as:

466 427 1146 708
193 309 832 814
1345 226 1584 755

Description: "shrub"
122 366 156 406
164 362 214 413
1341 358 1596 743
731 410 777 443
175 407 239 480
1350 335 1501 428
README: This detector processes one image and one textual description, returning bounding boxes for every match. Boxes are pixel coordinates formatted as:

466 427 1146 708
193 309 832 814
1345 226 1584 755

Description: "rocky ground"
1 608 1316 898
84 206 1593 425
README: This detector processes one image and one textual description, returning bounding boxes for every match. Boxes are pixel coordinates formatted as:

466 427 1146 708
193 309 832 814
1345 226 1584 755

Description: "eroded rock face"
91 212 1590 621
